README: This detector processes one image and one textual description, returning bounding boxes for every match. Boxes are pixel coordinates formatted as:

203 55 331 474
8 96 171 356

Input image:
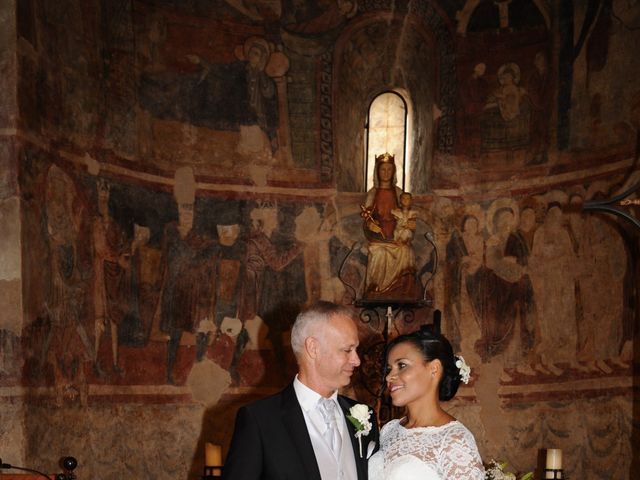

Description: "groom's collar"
293 375 338 412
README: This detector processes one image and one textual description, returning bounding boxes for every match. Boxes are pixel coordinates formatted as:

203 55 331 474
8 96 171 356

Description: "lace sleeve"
439 423 485 479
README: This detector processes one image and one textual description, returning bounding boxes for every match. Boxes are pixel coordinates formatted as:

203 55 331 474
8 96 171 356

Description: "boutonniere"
346 404 373 458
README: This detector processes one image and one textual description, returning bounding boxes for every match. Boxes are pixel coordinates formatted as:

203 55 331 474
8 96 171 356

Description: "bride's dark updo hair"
385 323 461 401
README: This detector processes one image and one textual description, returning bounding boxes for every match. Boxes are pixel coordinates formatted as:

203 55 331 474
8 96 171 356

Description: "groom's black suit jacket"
222 383 379 480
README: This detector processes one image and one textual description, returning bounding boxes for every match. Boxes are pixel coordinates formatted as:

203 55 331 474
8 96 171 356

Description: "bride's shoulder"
445 420 473 434
442 421 479 444
380 418 403 435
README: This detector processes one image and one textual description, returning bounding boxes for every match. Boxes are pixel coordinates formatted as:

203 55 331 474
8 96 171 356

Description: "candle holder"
202 465 223 479
544 468 566 479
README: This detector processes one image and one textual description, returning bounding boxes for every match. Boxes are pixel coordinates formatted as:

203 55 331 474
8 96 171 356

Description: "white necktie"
318 397 342 457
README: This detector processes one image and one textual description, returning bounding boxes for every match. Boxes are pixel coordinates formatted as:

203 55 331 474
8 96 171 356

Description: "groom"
222 301 379 480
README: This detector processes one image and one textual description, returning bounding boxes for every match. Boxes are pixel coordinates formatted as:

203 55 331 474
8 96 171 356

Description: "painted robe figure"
501 207 537 375
213 223 244 328
476 206 534 363
579 215 627 372
159 202 217 384
529 203 578 375
238 206 303 322
117 224 152 347
482 62 530 150
92 180 131 376
235 206 303 382
445 214 485 357
43 165 92 405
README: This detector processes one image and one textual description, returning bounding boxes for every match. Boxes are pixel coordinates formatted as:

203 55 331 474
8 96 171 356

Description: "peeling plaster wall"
0 0 17 129
1 1 638 479
0 0 26 468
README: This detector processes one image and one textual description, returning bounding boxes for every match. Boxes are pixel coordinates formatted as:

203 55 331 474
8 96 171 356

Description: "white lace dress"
368 419 485 480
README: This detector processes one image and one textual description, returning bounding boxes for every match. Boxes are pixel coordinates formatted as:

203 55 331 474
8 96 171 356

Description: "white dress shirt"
293 375 358 480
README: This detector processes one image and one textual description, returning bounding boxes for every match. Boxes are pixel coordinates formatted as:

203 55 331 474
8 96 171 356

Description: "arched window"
365 91 411 191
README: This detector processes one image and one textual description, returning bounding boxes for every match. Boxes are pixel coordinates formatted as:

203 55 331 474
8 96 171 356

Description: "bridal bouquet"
485 460 533 480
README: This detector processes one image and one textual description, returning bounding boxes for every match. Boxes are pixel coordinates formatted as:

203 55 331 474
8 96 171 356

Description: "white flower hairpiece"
347 404 372 458
455 355 471 384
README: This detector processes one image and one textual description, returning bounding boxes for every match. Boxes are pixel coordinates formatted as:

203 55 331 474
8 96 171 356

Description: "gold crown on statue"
375 152 395 164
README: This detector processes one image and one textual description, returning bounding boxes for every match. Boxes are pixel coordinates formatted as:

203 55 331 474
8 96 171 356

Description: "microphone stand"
0 459 53 479
0 456 77 480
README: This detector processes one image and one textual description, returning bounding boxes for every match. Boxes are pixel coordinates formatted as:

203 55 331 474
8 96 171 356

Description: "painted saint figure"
481 62 530 151
501 206 538 377
529 203 579 375
238 206 304 322
475 205 532 362
92 180 131 376
117 224 152 347
486 63 526 121
445 213 485 358
158 167 218 384
234 205 304 382
159 200 217 384
43 165 92 405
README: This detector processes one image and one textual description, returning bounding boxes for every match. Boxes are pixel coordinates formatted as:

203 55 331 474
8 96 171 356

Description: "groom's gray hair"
291 301 354 357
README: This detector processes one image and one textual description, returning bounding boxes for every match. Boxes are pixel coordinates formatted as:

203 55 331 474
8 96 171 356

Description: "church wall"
0 1 637 479
0 0 28 468
569 1 640 151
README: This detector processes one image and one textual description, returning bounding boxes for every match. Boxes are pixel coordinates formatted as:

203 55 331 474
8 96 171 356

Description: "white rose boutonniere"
346 404 373 458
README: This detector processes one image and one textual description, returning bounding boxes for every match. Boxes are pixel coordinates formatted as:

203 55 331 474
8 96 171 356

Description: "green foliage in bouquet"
485 460 534 480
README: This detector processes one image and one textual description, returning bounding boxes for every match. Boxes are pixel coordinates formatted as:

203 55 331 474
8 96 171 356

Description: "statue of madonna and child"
360 153 422 302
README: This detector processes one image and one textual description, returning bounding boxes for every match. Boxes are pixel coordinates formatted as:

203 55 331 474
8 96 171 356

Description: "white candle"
386 306 393 332
545 448 562 478
205 442 222 475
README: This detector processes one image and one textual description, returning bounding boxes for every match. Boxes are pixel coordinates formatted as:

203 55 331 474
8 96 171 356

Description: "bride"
369 326 485 479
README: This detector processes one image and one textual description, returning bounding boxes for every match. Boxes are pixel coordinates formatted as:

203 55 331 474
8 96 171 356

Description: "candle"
545 448 562 478
205 442 222 475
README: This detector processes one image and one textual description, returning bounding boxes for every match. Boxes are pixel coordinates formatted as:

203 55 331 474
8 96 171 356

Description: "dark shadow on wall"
187 301 302 480
632 239 639 478
188 397 252 480
620 220 639 478
633 340 639 478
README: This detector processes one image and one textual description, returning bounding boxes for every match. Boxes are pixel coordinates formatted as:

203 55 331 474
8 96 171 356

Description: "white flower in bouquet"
485 460 532 480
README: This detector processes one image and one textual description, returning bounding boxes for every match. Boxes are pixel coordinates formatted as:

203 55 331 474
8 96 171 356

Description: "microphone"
58 456 78 480
61 456 78 471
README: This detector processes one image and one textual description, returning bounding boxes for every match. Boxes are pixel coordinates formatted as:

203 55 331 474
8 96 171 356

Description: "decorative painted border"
319 51 334 182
